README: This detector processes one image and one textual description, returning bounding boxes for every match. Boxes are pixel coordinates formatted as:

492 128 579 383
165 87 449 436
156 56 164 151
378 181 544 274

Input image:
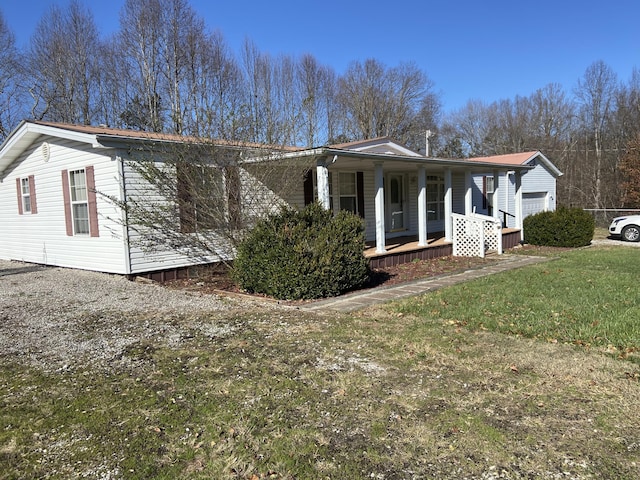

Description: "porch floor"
364 228 521 269
364 233 449 258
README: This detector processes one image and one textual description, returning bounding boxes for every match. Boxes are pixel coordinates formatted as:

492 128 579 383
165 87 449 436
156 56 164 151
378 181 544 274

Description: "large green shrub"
523 206 594 247
233 203 370 300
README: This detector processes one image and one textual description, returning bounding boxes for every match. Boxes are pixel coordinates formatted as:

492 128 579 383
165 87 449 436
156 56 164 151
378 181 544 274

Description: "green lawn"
1 246 639 479
391 246 640 364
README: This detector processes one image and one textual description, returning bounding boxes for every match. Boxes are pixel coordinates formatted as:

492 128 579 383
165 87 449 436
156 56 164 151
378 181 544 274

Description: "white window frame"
20 178 32 214
338 171 357 214
486 175 495 194
69 169 90 235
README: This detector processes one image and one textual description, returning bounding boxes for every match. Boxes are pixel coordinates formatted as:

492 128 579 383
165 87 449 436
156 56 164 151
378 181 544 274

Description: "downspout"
117 154 133 275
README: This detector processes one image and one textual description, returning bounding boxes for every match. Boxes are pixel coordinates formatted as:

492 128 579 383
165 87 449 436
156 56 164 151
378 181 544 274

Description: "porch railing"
451 212 503 258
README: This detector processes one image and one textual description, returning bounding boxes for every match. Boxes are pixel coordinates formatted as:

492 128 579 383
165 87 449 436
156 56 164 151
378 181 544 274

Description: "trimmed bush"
233 203 370 300
523 206 594 247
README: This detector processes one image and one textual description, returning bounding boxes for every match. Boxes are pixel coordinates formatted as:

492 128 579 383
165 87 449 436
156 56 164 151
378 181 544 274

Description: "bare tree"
405 89 441 154
526 84 576 204
0 12 26 140
118 0 165 132
338 58 387 140
528 83 574 151
574 60 619 208
94 36 131 128
336 59 438 146
27 0 100 124
183 30 245 139
619 133 640 208
241 40 307 145
297 54 331 146
443 99 492 156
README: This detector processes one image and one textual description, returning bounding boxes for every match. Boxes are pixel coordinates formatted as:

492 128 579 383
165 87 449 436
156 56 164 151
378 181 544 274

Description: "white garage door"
522 192 547 218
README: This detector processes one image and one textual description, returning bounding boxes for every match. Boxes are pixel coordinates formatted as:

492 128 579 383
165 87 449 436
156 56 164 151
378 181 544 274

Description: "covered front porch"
281 137 532 265
309 141 530 260
364 228 522 268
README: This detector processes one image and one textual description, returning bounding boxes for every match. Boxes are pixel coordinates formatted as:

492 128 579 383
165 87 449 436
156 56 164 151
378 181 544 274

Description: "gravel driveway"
0 260 264 373
591 237 640 247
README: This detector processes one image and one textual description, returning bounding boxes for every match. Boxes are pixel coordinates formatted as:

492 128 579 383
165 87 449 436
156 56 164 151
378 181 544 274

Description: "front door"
387 174 405 231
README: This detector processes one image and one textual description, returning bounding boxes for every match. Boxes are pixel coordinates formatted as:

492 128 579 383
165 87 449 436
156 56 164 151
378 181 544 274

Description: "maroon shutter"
16 178 23 215
86 166 99 237
482 176 487 209
356 171 365 218
28 175 38 214
303 170 314 205
61 170 73 236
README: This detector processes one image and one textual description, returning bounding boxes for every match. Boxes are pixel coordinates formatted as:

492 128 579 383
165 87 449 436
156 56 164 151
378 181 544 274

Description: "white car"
609 215 640 242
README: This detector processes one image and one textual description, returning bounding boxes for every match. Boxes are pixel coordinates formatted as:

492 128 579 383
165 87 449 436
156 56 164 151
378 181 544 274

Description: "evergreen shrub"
233 203 370 300
523 206 594 247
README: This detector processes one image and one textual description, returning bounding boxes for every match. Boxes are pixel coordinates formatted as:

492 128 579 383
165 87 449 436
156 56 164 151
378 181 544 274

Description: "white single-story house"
0 121 561 276
468 151 563 228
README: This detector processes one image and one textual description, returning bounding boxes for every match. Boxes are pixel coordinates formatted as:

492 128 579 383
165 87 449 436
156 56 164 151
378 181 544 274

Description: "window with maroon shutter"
62 167 99 236
16 178 23 215
16 176 37 214
85 166 99 237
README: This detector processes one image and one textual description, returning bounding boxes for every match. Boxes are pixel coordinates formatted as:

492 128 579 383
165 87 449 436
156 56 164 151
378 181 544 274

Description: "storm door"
387 174 406 231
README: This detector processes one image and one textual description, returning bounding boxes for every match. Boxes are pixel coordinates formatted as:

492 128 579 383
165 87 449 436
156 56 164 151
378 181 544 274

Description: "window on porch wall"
426 175 444 220
483 175 495 214
338 172 365 217
304 170 363 217
339 172 356 213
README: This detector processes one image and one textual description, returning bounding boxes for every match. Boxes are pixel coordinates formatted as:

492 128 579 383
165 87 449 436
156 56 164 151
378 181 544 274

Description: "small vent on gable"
41 142 50 162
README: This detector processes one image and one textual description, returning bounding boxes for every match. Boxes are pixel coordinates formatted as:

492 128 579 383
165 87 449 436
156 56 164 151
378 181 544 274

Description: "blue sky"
2 0 639 113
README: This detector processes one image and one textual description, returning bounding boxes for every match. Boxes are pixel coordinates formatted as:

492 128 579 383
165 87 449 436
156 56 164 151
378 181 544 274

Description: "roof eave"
0 121 109 176
244 146 533 171
526 151 564 177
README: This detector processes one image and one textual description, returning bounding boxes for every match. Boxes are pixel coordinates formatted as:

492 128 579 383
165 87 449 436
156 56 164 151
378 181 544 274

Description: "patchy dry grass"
2 304 639 479
1 247 639 479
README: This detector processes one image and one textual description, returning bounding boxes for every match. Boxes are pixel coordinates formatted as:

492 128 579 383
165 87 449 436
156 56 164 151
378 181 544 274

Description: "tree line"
1 0 639 209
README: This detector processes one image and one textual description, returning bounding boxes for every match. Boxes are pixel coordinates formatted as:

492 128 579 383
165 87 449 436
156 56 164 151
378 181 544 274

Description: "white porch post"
515 170 523 236
505 171 513 227
417 165 427 246
464 170 473 215
444 168 452 242
374 162 386 253
493 169 501 223
316 158 330 210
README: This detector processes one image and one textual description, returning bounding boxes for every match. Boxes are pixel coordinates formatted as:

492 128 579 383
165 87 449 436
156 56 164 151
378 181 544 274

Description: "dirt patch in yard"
166 244 571 300
167 254 510 297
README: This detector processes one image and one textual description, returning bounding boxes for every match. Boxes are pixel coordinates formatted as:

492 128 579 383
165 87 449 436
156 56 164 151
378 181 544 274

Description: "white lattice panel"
452 213 502 257
484 222 500 251
452 214 484 257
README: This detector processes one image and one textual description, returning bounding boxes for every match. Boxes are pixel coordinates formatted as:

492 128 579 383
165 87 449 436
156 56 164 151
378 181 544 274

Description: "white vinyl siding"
122 158 238 274
0 137 127 273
